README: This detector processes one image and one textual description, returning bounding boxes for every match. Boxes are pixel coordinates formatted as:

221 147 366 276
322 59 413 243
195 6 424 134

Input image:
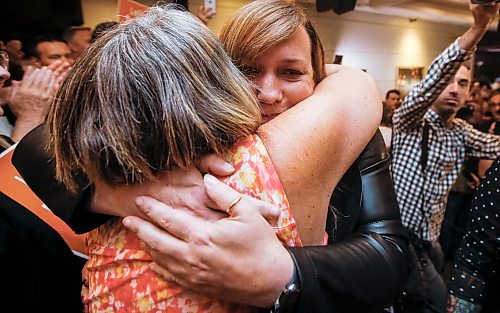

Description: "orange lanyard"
0 145 88 258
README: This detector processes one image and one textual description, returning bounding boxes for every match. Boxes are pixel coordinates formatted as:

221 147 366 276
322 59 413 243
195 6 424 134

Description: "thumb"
203 174 280 220
196 154 235 176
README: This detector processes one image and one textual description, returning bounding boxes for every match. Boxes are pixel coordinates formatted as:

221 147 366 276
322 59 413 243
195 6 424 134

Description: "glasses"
0 51 9 70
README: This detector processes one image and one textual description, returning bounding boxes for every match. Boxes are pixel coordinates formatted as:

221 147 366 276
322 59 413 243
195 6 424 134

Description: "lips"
445 98 459 106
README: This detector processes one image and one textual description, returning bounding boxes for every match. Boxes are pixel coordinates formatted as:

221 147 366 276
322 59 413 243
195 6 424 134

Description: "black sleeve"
11 124 111 233
289 130 409 313
0 191 85 312
448 159 500 304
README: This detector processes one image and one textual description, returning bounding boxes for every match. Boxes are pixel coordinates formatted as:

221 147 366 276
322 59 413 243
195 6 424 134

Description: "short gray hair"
47 5 262 191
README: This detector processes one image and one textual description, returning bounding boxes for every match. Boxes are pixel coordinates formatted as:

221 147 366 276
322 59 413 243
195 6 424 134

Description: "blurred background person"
385 89 402 110
62 26 91 60
27 35 74 67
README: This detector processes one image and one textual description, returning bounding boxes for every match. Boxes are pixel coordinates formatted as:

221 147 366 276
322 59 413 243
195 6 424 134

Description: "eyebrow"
281 58 308 64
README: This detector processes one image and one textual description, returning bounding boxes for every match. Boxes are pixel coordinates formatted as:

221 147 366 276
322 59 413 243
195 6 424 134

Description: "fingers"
32 67 54 91
149 262 176 283
204 7 215 18
470 172 480 184
21 67 55 93
196 154 235 176
20 66 35 89
51 61 71 82
122 214 187 255
133 195 207 241
46 60 63 71
203 174 280 220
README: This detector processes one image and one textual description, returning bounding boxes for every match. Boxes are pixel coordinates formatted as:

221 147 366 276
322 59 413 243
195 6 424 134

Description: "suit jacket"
0 191 85 312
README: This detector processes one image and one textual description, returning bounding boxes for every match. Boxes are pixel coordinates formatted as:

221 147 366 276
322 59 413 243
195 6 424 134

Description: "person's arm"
124 166 407 313
393 41 472 132
259 66 381 245
462 121 500 159
393 2 498 132
12 124 238 232
309 130 408 313
121 132 408 313
197 5 215 25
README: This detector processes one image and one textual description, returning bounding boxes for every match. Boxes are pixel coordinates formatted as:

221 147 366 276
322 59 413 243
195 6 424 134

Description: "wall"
80 0 468 96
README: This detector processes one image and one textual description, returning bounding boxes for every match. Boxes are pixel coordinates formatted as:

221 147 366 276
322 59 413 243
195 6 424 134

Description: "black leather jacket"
288 130 408 313
13 126 407 313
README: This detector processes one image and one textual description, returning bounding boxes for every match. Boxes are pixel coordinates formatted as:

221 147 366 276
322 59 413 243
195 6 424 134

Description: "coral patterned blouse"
82 134 302 313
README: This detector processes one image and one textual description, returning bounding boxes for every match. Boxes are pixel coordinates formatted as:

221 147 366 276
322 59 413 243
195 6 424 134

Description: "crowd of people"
0 1 499 313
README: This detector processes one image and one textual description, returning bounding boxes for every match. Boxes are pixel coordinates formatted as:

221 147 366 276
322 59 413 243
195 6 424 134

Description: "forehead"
388 93 400 98
37 41 70 54
454 65 471 81
254 27 312 64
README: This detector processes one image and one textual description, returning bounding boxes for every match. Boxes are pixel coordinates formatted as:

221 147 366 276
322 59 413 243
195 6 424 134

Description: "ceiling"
300 0 499 28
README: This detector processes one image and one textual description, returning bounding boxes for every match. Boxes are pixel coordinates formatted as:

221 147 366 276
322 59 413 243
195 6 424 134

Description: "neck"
439 112 455 128
431 105 455 128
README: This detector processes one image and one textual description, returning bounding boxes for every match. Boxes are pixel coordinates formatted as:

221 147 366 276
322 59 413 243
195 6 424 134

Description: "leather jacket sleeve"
288 130 409 313
11 125 110 233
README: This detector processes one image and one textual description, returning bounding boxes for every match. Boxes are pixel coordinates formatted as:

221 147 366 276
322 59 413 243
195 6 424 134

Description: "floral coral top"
82 134 302 313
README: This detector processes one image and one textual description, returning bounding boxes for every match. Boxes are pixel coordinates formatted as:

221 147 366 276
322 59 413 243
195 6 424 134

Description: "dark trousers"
395 241 448 313
440 191 472 261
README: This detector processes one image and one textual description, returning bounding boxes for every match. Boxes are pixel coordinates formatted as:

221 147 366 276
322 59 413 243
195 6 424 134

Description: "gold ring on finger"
226 195 243 214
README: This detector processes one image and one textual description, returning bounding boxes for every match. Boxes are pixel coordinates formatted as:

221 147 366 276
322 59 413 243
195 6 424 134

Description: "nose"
449 81 460 95
255 73 283 106
0 67 10 88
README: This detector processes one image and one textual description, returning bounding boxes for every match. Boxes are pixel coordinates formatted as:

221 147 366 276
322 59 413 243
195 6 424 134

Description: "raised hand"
197 5 216 25
8 66 57 141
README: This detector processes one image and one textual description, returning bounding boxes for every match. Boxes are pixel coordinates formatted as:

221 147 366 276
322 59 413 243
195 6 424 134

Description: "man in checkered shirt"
391 2 499 312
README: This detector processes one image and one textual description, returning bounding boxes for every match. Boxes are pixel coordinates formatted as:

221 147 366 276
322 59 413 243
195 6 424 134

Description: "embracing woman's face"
241 27 315 122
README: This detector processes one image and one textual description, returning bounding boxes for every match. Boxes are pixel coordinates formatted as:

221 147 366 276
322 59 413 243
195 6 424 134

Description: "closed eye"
240 66 259 78
282 69 302 77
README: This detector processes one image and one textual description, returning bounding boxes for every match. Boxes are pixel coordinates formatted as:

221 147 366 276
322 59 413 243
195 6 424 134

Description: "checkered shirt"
391 39 500 242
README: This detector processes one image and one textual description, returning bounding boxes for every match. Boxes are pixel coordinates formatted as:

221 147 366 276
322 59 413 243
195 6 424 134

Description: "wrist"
269 249 301 313
10 118 45 141
15 116 46 126
256 247 295 308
